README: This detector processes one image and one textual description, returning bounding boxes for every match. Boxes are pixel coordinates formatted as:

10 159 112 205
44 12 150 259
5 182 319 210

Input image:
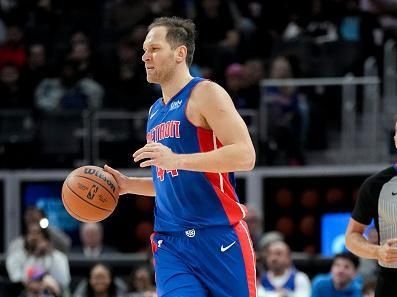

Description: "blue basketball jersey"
146 77 247 232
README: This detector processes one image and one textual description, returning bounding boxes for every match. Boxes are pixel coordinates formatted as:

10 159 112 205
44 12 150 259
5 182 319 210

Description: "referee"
346 123 397 297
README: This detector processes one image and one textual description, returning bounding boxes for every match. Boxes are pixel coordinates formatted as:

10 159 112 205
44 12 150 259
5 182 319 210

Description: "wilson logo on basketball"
87 185 99 200
84 168 116 193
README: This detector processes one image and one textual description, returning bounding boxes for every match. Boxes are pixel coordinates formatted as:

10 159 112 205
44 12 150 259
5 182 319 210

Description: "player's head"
331 252 359 289
142 17 196 83
147 17 196 67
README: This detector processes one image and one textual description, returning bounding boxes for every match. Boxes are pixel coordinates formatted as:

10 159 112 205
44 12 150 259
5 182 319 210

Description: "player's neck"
161 70 193 104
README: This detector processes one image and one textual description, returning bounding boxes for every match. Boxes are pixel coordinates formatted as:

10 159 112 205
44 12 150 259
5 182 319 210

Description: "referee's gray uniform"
352 165 397 297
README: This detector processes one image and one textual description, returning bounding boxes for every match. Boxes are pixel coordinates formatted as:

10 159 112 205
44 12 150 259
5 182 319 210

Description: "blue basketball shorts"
150 221 257 297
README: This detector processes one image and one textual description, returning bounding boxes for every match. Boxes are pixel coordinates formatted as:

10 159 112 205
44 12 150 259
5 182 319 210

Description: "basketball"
62 165 119 222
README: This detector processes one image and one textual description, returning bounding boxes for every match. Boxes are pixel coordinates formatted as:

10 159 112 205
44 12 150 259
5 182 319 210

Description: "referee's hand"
377 238 397 264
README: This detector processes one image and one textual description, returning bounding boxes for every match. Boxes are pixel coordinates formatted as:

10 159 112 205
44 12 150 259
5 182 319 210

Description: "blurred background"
0 0 393 296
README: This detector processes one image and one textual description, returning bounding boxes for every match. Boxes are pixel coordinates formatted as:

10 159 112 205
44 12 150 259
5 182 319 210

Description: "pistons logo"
185 229 196 238
87 185 99 200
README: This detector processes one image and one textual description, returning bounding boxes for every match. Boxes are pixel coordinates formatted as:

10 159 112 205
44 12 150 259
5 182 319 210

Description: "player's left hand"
133 142 179 169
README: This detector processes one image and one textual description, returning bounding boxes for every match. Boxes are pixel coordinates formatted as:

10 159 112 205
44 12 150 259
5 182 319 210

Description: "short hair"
258 231 284 250
87 263 117 297
333 252 360 269
148 16 196 67
81 222 103 235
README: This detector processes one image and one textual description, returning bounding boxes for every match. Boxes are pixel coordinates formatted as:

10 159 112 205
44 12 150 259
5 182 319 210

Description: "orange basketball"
62 165 119 222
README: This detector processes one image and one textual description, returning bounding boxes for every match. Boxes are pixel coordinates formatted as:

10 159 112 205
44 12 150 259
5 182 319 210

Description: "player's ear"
175 45 187 63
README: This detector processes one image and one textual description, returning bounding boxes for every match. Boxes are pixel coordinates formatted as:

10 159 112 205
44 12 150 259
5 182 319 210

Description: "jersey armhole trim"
184 78 212 130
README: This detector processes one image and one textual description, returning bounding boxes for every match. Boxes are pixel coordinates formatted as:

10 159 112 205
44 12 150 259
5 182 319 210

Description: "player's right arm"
104 165 155 197
345 218 397 263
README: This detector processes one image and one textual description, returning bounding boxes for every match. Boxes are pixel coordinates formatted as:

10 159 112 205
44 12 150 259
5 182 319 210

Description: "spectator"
68 41 91 68
24 0 60 47
133 221 154 253
0 63 30 108
34 59 103 112
362 279 376 297
244 204 263 251
104 0 149 35
73 263 126 297
6 224 71 292
125 266 156 297
18 265 61 297
264 55 309 166
224 63 248 109
54 0 104 41
69 31 90 48
233 1 286 60
0 17 6 43
0 24 26 69
259 240 311 297
224 58 263 115
360 0 397 41
71 223 118 258
104 37 157 111
8 206 71 254
258 231 284 253
67 36 99 79
242 58 263 108
138 0 187 25
194 0 240 77
21 43 49 102
311 252 361 297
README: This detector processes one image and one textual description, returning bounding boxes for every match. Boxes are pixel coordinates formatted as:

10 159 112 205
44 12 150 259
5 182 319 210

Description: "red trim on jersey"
234 221 257 297
149 232 157 282
196 127 246 225
150 232 157 251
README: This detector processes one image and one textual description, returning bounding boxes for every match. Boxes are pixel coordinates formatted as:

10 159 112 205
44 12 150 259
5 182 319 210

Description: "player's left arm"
134 81 256 172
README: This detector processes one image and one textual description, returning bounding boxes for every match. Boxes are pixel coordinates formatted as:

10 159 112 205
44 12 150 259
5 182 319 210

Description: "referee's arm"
345 218 397 264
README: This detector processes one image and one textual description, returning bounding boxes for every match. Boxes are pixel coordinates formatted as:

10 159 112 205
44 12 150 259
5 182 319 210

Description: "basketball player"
345 122 397 297
104 17 257 297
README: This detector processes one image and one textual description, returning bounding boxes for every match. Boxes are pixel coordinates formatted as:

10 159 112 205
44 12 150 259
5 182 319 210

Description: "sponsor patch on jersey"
170 100 182 111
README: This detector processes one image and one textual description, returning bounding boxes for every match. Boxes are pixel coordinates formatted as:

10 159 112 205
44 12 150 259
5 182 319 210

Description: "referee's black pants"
375 267 397 297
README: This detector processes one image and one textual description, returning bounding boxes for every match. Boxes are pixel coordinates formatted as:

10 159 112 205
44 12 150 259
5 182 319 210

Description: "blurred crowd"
2 206 157 297
1 0 395 167
0 205 379 297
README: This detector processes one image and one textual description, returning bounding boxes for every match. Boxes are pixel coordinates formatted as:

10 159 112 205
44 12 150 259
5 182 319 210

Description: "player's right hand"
376 238 397 263
104 165 130 196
